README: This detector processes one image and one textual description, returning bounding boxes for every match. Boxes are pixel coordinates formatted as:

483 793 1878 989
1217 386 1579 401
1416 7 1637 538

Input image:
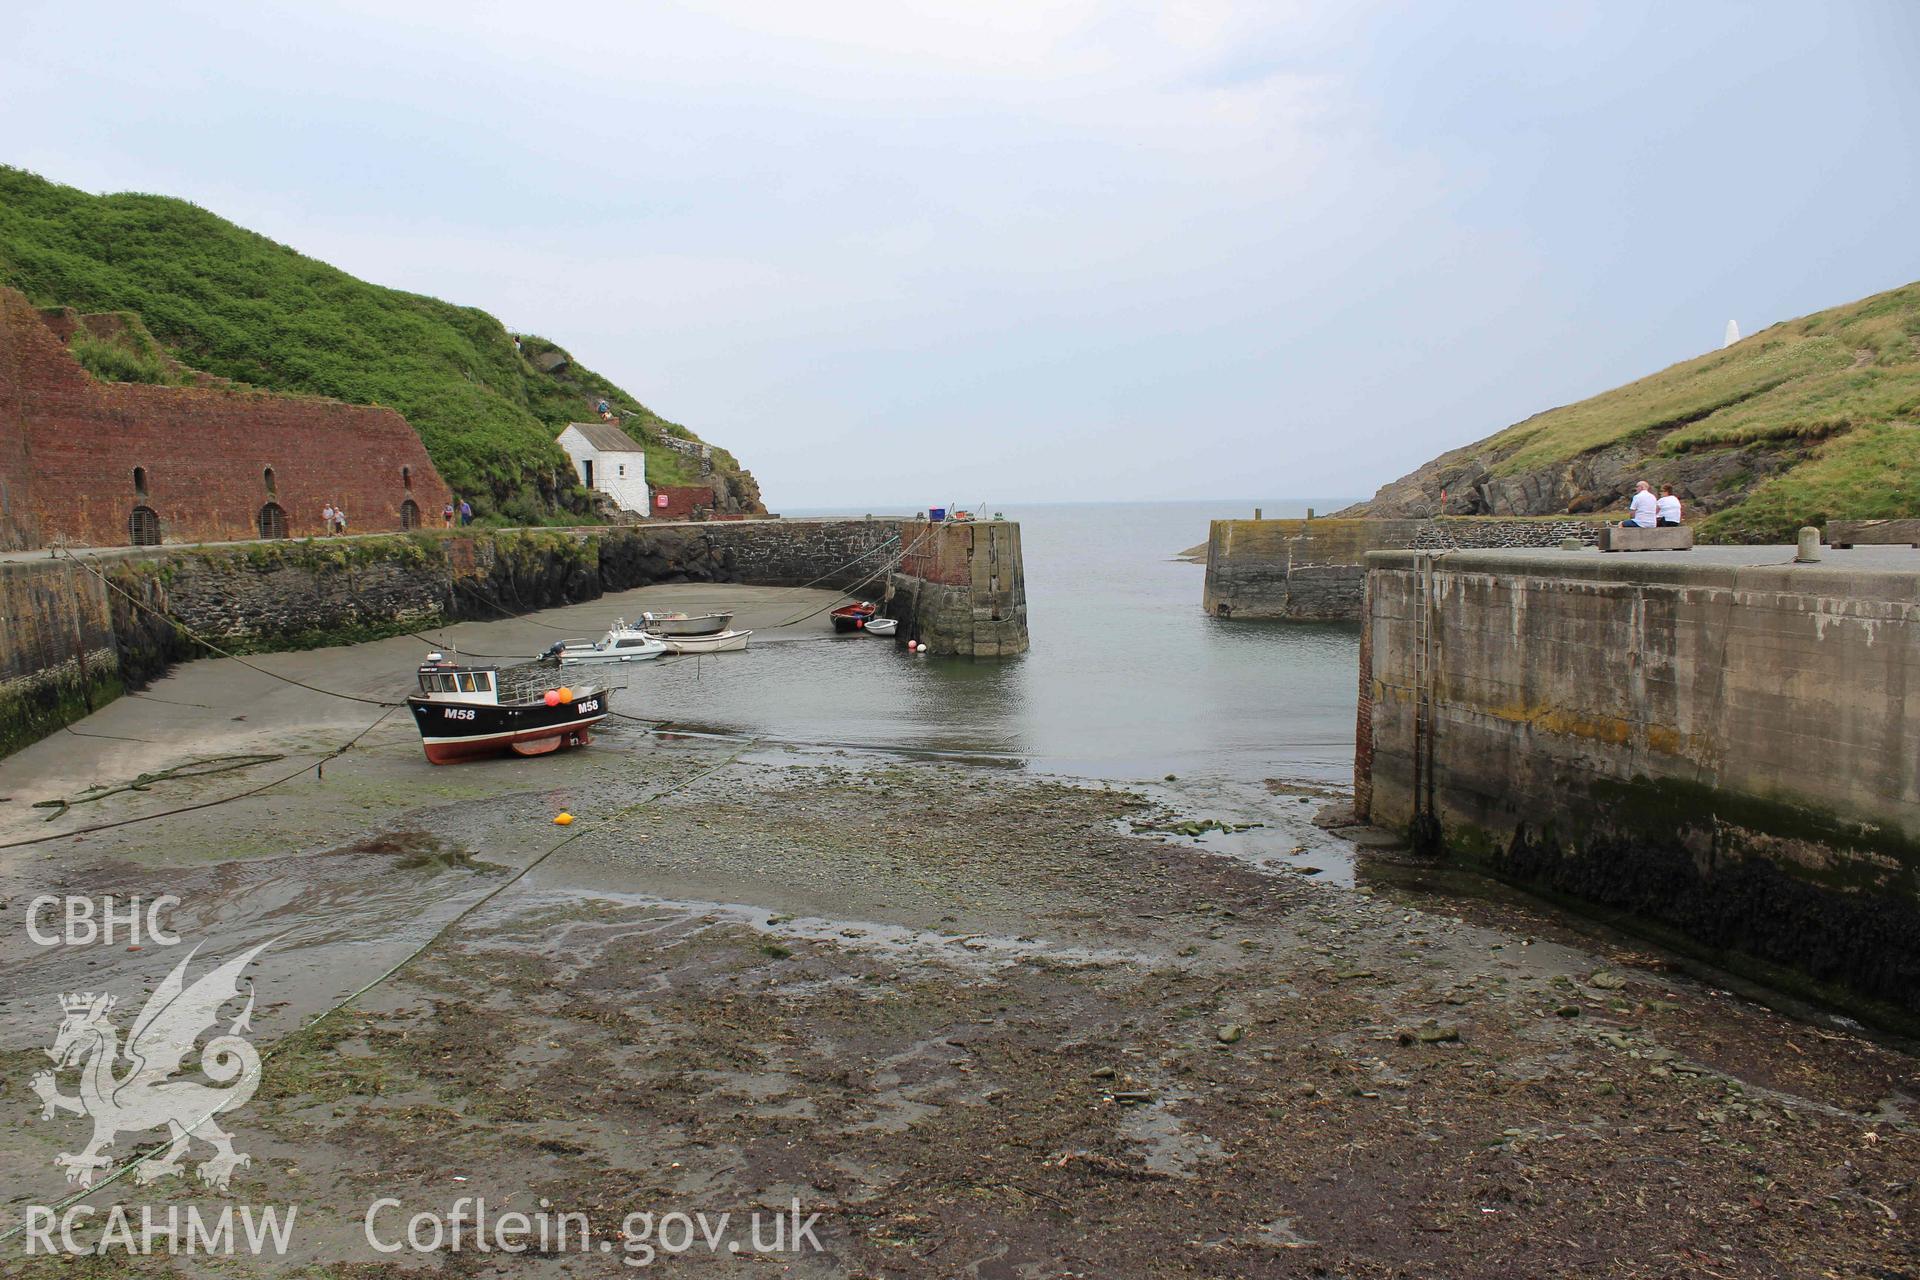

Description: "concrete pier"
1203 516 1610 620
1358 544 1920 1017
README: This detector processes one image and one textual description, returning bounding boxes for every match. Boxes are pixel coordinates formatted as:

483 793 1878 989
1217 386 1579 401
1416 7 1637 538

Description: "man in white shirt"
1624 481 1658 527
1656 485 1683 526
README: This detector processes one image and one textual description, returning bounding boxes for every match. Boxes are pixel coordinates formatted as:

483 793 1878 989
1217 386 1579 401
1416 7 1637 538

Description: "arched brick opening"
400 498 421 530
258 502 288 539
128 506 161 546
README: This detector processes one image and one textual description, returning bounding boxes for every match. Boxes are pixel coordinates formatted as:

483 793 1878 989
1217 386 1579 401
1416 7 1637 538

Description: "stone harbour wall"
1360 547 1920 1021
885 519 1027 657
0 516 1023 754
1203 516 1610 620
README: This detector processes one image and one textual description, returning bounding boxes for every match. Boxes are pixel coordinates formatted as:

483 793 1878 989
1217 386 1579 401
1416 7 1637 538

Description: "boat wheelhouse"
407 654 611 764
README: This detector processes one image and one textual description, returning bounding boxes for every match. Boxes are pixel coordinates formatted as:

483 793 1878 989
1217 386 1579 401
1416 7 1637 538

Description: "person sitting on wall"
1656 485 1684 527
1621 481 1657 527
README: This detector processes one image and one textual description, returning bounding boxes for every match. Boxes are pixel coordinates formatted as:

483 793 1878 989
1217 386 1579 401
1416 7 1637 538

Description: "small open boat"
641 611 733 637
660 629 752 654
408 655 610 764
543 620 670 665
830 601 878 632
863 617 898 637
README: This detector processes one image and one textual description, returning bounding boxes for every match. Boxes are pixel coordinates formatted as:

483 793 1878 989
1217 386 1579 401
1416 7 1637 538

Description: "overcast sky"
6 2 1918 508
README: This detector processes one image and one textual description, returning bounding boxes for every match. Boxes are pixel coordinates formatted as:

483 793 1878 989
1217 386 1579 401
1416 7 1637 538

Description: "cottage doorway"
400 498 421 530
258 502 289 539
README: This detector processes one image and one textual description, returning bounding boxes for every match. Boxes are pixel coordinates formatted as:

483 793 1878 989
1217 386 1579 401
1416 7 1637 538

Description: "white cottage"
556 422 650 515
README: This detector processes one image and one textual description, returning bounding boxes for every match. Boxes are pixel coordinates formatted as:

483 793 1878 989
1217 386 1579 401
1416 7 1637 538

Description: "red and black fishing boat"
829 601 878 633
407 654 611 764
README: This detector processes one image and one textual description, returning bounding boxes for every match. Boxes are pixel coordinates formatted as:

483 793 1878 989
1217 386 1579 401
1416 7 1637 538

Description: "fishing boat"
641 611 733 637
830 601 878 632
408 654 610 764
863 617 898 637
658 629 752 654
541 620 670 665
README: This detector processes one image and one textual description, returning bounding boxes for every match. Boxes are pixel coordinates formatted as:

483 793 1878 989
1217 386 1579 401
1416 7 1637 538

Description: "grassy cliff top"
0 167 755 522
1352 281 1920 542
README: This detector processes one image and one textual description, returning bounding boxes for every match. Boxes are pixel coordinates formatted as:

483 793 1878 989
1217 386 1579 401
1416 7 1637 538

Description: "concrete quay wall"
1358 545 1920 1017
1204 516 1610 620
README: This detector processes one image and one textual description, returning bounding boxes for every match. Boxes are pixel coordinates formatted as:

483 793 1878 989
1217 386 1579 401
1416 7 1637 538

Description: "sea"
626 499 1360 791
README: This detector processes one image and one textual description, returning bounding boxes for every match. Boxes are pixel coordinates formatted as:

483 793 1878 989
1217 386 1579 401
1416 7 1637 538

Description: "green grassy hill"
1347 281 1920 541
0 167 759 522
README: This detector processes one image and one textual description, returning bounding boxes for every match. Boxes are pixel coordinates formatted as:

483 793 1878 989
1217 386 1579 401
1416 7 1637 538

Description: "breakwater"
1357 544 1920 1021
1203 516 1610 620
0 517 1027 755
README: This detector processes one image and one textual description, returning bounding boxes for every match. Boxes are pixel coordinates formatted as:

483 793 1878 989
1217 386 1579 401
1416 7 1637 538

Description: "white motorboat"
863 617 898 637
641 611 734 637
658 629 752 654
542 620 670 665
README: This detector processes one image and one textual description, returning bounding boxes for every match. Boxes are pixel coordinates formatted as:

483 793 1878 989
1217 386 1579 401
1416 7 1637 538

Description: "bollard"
1795 527 1823 563
1306 507 1315 520
1253 507 1262 520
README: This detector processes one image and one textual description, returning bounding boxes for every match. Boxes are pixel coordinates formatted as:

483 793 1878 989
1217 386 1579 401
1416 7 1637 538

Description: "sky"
4 1 1918 509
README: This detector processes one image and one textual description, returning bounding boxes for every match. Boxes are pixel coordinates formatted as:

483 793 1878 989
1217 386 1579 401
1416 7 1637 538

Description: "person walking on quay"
1656 485 1683 526
1623 481 1657 527
334 504 348 535
321 501 336 536
459 499 473 526
442 500 456 529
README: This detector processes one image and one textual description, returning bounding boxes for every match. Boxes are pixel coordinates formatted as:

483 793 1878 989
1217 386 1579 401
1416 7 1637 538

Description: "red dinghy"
829 601 878 633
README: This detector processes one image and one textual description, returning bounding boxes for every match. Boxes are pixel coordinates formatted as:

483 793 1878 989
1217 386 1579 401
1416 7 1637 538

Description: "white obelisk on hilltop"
1723 319 1740 348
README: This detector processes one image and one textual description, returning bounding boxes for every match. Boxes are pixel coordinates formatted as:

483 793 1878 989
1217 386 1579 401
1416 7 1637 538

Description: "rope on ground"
0 736 759 1232
0 706 400 853
32 754 286 821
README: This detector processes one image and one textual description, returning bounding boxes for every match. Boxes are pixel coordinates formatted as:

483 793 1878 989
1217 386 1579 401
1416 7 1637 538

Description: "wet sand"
0 585 1914 1277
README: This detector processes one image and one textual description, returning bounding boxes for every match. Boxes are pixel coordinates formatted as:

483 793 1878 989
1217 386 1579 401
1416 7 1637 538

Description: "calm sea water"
627 500 1360 788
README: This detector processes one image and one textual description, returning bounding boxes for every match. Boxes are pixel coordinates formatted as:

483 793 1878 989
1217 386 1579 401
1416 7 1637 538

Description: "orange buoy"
554 812 574 826
557 687 573 703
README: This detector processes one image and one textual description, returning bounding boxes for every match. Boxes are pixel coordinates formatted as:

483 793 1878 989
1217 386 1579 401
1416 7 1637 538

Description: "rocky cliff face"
1341 422 1809 523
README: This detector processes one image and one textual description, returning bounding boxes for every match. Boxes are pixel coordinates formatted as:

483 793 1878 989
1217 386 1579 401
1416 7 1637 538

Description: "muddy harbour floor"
0 585 1913 1278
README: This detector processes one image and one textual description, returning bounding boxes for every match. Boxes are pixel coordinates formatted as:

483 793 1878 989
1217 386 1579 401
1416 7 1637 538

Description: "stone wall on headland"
1358 544 1920 1023
1203 516 1611 620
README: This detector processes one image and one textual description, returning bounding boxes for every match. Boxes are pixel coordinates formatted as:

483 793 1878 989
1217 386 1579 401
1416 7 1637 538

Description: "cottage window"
402 465 413 491
263 466 276 495
132 467 148 497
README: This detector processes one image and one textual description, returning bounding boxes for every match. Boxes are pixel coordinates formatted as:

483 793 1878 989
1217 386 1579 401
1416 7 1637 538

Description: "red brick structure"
0 286 451 550
649 484 714 521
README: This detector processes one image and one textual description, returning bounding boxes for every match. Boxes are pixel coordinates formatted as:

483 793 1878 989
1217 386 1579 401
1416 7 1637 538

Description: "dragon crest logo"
28 941 270 1191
